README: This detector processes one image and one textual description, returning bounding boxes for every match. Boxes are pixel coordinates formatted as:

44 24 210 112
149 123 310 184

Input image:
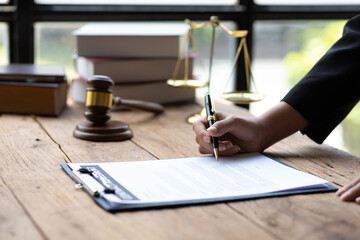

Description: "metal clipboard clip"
72 167 105 197
71 166 137 201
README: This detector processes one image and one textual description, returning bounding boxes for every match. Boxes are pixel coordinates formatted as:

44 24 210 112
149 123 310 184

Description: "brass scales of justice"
167 16 264 124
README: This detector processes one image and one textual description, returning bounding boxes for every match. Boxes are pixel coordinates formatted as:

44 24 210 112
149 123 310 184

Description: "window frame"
4 0 360 96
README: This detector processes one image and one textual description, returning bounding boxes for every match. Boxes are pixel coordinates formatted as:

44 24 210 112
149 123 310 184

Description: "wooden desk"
1 100 360 240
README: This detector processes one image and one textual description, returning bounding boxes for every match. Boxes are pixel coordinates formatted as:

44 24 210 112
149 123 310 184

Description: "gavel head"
84 75 114 124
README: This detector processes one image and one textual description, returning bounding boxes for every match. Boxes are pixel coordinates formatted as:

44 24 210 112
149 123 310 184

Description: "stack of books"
0 64 67 116
71 22 195 104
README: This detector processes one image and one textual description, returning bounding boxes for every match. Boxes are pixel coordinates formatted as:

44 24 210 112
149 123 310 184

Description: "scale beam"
167 16 264 123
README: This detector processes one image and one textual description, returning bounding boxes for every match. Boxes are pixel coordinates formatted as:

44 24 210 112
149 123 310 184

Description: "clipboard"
61 154 337 212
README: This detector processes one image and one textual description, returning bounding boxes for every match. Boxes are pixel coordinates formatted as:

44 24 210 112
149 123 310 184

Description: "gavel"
74 75 164 141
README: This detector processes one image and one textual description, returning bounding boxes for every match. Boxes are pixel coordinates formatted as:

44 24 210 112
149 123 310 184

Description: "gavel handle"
113 97 164 113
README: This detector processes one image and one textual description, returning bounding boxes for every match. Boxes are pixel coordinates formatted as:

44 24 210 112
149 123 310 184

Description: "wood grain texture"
228 129 360 240
1 100 271 240
0 176 43 240
2 98 360 240
36 101 157 163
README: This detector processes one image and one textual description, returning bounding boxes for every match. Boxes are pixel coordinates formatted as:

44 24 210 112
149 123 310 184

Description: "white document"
68 153 329 205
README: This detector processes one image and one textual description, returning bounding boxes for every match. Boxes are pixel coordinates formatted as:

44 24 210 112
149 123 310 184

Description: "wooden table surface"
1 99 360 240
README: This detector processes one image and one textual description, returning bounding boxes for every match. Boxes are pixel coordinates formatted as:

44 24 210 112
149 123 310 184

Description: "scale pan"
221 91 264 104
167 79 208 89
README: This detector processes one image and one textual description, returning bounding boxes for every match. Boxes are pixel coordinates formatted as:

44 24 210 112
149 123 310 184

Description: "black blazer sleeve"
282 14 360 144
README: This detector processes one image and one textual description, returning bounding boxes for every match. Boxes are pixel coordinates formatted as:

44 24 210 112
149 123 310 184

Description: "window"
252 20 347 150
3 1 360 156
35 22 82 79
34 21 236 99
256 0 360 5
35 0 238 5
0 23 8 64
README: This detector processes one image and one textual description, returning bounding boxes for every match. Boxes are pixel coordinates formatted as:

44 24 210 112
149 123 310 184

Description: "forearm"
257 101 309 150
281 15 360 143
195 102 309 153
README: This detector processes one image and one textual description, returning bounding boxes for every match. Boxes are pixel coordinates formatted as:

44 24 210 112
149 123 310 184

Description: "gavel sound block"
73 75 164 141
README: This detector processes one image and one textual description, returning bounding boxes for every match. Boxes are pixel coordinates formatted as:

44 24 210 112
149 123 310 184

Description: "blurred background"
2 0 360 155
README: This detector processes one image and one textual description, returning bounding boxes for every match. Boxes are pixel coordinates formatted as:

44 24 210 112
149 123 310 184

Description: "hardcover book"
0 64 66 83
0 64 67 116
75 56 193 83
73 22 189 58
0 81 67 116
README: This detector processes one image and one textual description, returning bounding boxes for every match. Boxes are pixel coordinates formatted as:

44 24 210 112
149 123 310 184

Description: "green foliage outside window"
284 21 345 87
283 20 360 156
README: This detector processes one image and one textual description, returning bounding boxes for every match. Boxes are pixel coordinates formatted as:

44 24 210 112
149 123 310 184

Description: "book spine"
75 57 194 84
0 82 67 116
77 36 181 58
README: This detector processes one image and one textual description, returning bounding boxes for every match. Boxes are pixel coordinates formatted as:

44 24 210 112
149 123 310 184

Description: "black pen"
205 92 219 160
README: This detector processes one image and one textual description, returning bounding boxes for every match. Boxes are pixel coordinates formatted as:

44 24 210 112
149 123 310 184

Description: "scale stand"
167 16 264 123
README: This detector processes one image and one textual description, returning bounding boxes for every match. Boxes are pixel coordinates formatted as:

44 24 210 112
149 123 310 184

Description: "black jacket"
282 14 360 144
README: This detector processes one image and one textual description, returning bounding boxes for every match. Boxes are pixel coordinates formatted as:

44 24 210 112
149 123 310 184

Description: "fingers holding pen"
193 116 217 155
194 116 235 154
193 116 211 145
207 115 238 137
198 140 240 155
193 112 242 156
218 141 241 155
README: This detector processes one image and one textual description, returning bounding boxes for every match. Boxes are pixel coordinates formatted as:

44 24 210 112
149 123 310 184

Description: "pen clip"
210 97 216 114
205 92 216 116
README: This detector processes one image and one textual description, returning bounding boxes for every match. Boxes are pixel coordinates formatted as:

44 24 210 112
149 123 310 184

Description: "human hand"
192 102 309 157
336 175 360 204
192 111 265 156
